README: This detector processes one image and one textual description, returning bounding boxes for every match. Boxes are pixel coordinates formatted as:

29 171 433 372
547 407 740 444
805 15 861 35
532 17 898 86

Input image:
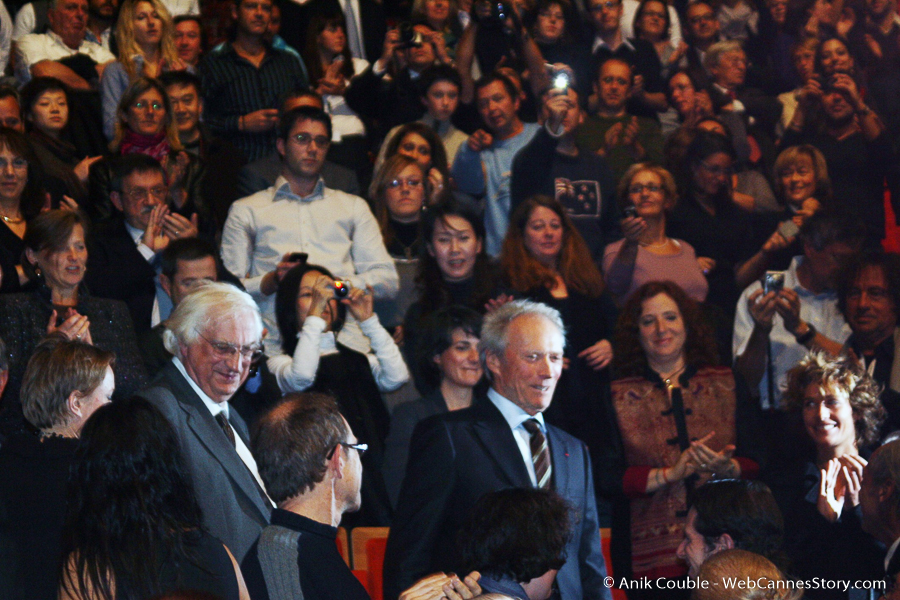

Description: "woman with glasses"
0 128 48 294
88 77 208 235
271 260 408 525
377 122 450 206
634 0 686 80
603 163 708 305
668 130 788 320
100 0 188 140
0 210 147 433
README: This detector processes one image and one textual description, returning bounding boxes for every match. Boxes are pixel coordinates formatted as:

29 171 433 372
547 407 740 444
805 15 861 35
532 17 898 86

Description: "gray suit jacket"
139 361 272 561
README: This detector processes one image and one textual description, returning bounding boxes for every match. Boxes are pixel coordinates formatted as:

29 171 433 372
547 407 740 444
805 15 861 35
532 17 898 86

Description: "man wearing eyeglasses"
140 281 273 562
733 211 863 411
86 154 199 334
221 106 398 357
243 392 482 600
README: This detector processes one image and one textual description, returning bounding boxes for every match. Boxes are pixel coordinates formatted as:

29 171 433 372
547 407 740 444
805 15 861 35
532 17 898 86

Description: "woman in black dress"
0 128 47 294
0 210 147 434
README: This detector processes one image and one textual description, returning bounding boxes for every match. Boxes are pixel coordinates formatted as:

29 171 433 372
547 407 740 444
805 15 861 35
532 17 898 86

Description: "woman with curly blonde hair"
499 195 617 491
101 0 186 139
766 352 886 598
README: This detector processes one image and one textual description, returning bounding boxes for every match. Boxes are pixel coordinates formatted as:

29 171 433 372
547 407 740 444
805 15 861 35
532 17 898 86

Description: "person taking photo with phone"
733 211 864 410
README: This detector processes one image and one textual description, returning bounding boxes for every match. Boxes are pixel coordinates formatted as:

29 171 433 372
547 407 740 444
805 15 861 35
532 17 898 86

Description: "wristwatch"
795 322 817 345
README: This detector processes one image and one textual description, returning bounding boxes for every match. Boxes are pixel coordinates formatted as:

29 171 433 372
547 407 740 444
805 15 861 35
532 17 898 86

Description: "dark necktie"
215 412 236 447
215 412 272 506
523 418 552 489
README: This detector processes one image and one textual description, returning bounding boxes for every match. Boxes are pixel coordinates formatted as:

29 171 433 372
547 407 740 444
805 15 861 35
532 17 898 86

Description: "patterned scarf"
119 130 170 163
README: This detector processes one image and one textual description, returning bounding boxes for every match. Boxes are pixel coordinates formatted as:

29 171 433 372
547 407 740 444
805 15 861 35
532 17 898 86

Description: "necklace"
660 365 686 389
639 237 670 249
0 212 23 224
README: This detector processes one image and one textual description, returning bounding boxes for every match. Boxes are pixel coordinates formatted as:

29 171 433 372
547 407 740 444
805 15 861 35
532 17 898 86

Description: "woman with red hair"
499 195 618 486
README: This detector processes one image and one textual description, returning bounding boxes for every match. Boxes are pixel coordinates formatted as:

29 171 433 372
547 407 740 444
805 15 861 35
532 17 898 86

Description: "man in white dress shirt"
220 106 398 355
14 0 115 86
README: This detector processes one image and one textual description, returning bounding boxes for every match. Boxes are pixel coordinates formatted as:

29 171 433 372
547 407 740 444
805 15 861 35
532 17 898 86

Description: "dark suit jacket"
85 219 157 334
139 362 272 561
383 395 610 600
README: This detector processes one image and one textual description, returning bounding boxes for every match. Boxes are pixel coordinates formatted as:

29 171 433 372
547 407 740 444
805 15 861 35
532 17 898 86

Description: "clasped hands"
818 454 866 523
141 204 199 253
670 432 737 482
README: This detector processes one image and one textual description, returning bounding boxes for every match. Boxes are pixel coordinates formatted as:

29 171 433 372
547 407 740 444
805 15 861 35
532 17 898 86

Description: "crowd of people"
0 0 899 597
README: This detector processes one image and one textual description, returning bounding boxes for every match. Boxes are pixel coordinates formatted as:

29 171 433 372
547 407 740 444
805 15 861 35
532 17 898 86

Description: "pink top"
602 238 709 303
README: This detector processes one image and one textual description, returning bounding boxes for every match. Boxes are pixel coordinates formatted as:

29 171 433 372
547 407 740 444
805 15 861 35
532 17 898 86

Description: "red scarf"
119 130 170 163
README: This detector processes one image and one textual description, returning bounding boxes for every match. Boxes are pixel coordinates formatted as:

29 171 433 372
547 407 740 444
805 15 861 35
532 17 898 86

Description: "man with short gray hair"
384 299 610 600
139 281 272 562
861 440 900 591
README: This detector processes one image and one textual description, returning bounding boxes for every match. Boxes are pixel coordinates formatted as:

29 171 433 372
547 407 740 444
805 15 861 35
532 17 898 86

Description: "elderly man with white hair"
139 281 272 562
384 299 610 600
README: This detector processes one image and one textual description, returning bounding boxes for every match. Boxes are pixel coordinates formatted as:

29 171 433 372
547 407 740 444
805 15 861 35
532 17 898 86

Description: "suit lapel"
471 398 533 488
164 364 270 520
546 426 571 494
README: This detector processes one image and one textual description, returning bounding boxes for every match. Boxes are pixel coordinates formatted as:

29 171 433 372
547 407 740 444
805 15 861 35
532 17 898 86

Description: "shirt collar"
487 387 545 432
124 220 144 243
273 175 326 202
592 31 634 54
172 356 229 419
887 536 900 572
48 29 87 52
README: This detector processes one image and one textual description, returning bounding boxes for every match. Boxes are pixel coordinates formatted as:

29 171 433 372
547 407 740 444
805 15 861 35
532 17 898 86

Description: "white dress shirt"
220 176 399 354
124 221 161 326
172 357 273 505
267 314 409 394
733 256 851 409
15 29 115 84
487 387 548 487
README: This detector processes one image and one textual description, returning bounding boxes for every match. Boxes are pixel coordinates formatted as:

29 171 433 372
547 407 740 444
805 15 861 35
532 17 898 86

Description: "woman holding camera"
603 163 708 305
271 260 407 524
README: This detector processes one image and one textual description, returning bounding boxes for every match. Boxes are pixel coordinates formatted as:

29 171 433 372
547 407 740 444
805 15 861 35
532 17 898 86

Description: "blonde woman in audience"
693 549 801 600
101 0 187 139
